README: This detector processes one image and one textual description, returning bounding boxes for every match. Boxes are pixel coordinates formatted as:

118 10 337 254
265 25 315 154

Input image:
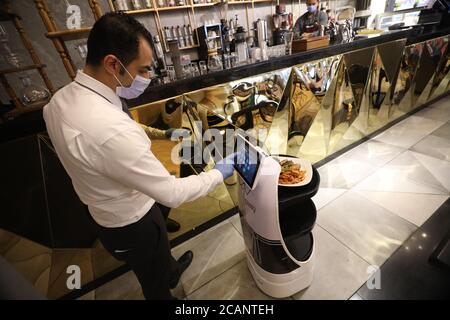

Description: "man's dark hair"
86 12 153 68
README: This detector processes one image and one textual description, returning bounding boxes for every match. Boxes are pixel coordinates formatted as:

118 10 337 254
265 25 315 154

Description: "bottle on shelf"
0 24 20 68
153 35 167 70
164 26 172 41
183 25 191 46
158 0 166 7
114 0 130 11
188 24 195 46
131 0 143 10
176 26 186 48
170 26 176 43
143 0 153 8
19 75 51 107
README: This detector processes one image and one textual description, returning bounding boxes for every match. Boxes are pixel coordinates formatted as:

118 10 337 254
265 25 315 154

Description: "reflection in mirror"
413 37 449 107
428 36 450 100
391 43 424 116
285 67 322 157
343 47 375 110
377 39 407 84
328 59 361 153
296 56 341 163
369 47 394 125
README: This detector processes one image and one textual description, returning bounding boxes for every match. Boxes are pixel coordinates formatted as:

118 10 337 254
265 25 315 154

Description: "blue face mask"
113 58 151 99
307 4 318 13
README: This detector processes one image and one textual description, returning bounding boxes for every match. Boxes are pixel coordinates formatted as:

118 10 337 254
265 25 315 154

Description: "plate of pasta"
275 156 312 187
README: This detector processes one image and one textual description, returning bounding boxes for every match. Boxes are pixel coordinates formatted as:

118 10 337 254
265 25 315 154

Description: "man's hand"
165 128 191 140
213 153 236 180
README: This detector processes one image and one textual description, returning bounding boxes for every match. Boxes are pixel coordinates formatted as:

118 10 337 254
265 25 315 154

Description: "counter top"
129 26 450 107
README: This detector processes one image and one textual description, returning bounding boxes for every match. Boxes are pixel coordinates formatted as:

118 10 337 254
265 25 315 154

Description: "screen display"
394 0 431 11
234 137 261 189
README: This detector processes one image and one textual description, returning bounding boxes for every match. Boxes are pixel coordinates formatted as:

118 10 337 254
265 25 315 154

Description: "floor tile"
292 226 371 300
410 134 450 162
338 140 405 168
430 121 450 141
354 151 449 195
318 158 376 189
312 188 347 211
171 220 246 296
317 191 417 266
187 260 276 300
409 151 450 192
228 214 243 236
357 198 450 299
414 104 450 122
373 115 445 149
356 190 449 227
349 293 365 300
77 290 96 300
95 271 144 300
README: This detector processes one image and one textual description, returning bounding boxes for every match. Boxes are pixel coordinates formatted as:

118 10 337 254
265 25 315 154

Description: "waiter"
43 12 234 300
293 0 328 38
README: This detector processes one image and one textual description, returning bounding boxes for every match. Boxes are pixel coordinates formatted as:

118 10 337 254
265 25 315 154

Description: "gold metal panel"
429 36 450 100
413 37 449 108
298 57 341 162
377 39 407 84
344 47 375 110
391 42 424 115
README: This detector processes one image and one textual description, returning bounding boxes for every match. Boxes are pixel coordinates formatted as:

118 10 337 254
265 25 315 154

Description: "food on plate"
278 160 306 185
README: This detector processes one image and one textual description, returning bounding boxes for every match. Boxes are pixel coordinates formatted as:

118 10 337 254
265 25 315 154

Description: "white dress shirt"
43 70 223 228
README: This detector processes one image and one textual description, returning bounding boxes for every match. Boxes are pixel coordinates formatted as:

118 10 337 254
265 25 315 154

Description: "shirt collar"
74 70 123 111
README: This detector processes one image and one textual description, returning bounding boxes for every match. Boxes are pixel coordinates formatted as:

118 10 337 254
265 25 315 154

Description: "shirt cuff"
210 168 224 183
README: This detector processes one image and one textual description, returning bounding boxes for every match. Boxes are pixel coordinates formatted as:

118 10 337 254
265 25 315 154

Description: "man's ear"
103 54 119 76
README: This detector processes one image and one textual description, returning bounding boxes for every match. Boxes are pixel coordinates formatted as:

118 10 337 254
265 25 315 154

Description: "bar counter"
129 26 450 107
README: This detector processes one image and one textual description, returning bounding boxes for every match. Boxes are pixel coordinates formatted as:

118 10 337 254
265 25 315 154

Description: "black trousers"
89 203 180 300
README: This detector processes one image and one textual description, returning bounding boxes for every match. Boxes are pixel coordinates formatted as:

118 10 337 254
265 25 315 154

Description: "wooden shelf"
229 1 253 4
163 44 199 53
123 8 156 15
156 5 192 11
46 28 91 40
180 44 199 50
0 64 46 75
192 3 217 7
253 0 273 3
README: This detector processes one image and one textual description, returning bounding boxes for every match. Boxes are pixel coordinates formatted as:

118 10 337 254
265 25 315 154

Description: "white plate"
274 156 313 187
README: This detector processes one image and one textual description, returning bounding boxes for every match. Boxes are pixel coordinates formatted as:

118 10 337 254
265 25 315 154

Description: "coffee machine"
272 4 293 45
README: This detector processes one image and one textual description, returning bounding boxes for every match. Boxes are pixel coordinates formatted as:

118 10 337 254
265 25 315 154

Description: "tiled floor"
83 96 450 300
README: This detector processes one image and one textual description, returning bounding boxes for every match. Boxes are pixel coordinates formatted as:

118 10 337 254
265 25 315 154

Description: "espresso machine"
272 4 293 45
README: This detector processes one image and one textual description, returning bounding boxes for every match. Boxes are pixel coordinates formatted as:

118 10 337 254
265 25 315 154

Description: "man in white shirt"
43 12 234 300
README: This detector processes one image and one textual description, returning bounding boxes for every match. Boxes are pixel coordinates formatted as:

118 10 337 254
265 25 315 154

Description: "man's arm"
94 127 223 208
